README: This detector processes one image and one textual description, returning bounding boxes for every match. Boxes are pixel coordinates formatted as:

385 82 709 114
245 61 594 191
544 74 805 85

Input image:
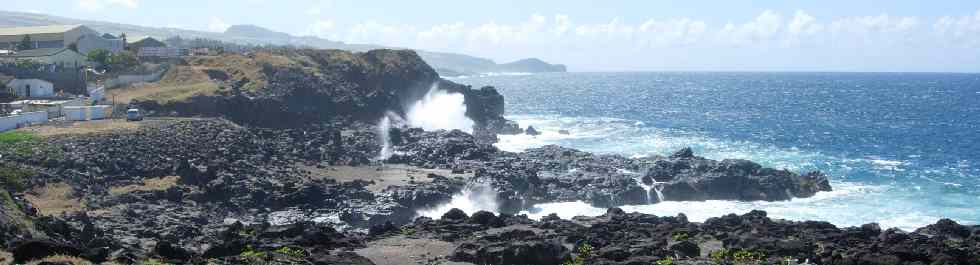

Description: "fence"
0 111 48 132
104 64 170 89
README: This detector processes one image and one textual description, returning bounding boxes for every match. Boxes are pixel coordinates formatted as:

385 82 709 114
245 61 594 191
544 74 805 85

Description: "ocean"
447 72 980 231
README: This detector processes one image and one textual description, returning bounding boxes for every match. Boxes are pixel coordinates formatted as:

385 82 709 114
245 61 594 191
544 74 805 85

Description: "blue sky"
6 0 980 72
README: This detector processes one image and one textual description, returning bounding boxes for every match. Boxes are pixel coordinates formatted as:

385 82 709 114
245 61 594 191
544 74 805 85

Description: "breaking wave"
406 83 475 133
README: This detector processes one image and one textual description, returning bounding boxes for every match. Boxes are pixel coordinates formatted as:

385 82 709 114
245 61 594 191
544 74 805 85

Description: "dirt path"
301 164 473 192
355 236 474 265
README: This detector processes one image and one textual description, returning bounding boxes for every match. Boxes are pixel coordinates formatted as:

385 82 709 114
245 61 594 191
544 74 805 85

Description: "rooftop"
0 25 82 36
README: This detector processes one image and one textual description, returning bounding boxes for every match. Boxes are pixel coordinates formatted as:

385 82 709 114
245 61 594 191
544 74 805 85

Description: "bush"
0 162 33 192
656 257 675 265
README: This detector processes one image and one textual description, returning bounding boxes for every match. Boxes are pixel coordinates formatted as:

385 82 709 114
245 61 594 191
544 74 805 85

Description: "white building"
0 47 91 68
0 25 123 54
6 79 54 98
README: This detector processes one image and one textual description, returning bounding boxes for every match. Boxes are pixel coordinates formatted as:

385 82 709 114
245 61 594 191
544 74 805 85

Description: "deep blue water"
451 72 980 230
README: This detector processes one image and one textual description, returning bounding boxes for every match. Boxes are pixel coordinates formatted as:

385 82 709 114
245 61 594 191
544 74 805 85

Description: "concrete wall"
0 111 47 132
64 105 111 121
105 64 169 89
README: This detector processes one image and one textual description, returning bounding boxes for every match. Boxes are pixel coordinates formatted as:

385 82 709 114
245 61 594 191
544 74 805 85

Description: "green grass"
0 131 36 144
656 257 675 265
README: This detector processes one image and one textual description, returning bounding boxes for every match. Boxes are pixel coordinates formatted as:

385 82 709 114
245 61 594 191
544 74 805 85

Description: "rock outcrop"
134 49 517 137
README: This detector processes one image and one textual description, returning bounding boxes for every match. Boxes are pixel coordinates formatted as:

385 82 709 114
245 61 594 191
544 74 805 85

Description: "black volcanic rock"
470 145 831 212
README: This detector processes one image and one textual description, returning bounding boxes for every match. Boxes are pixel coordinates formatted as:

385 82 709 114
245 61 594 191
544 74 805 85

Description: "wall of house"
0 111 47 132
7 79 54 98
77 34 124 54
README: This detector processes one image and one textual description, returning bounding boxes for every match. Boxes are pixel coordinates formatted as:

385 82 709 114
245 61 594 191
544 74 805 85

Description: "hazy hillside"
0 10 566 75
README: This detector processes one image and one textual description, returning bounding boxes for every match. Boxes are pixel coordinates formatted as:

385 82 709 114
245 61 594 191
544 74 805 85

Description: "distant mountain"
498 58 567 73
0 10 566 76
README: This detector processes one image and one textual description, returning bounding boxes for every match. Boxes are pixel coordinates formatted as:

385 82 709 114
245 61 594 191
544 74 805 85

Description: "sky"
6 0 980 72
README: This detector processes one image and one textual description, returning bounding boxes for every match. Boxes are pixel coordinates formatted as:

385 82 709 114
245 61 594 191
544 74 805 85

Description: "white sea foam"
417 182 499 218
516 182 949 231
407 83 475 133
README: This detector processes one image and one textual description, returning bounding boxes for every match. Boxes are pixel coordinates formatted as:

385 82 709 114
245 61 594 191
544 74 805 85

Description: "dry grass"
107 65 219 104
26 255 94 265
109 176 180 195
23 182 84 216
303 164 471 192
0 250 13 265
21 119 140 137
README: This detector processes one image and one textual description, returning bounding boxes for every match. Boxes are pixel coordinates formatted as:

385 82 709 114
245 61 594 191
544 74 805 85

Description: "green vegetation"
672 231 690 241
17 35 32 51
111 51 140 72
239 245 268 259
711 248 767 264
87 49 112 67
656 257 675 265
274 246 306 259
0 162 32 192
563 244 594 265
0 131 62 162
400 226 416 236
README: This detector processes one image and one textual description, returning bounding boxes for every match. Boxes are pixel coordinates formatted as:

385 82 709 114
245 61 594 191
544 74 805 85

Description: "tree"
16 35 32 50
110 51 139 71
86 49 112 69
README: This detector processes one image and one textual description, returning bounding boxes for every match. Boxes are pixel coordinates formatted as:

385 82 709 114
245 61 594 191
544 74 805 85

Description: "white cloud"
715 10 783 46
307 9 980 70
304 19 336 37
77 0 139 11
934 10 980 47
208 17 231 32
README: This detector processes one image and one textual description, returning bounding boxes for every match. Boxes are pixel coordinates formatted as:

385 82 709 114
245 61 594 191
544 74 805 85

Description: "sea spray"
407 83 475 133
417 181 499 218
377 115 393 161
376 111 404 161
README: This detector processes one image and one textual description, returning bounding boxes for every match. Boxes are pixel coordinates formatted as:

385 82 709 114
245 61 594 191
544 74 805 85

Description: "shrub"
712 248 767 264
656 257 675 265
563 244 594 265
672 231 690 241
274 246 305 259
0 162 33 192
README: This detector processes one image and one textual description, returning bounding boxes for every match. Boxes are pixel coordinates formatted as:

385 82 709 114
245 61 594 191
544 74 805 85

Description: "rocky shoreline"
0 49 977 265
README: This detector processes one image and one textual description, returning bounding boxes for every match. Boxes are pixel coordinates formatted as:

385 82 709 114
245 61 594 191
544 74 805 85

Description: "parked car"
126 108 143 121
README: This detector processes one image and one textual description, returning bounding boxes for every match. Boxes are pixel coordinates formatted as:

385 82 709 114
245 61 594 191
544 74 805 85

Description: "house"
0 47 90 68
6 79 54 98
0 25 124 54
127 36 166 51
